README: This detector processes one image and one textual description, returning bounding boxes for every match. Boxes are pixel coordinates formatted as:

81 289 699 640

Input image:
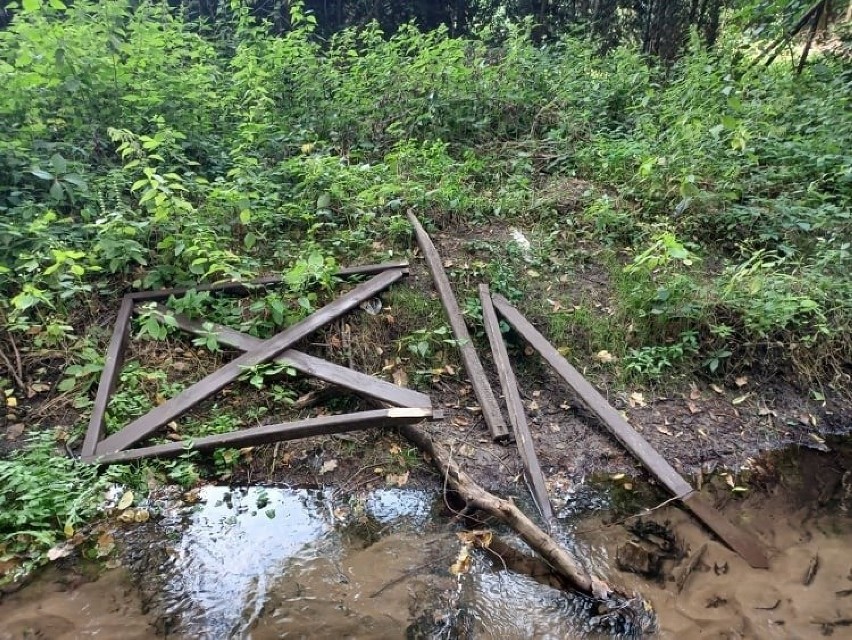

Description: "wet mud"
0 440 849 639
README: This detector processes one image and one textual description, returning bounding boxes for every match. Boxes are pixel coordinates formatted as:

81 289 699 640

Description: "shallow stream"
1 440 850 639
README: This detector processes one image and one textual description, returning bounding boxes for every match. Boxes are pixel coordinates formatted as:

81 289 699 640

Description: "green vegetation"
1 0 850 583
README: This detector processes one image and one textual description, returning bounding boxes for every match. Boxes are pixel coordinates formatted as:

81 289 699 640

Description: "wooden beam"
479 285 554 522
92 408 432 465
141 304 432 410
407 212 509 442
491 294 769 569
127 261 410 302
95 269 406 455
81 296 134 458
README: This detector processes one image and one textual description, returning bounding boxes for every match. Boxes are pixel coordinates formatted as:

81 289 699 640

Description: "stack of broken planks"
407 211 768 570
81 262 439 464
81 211 768 574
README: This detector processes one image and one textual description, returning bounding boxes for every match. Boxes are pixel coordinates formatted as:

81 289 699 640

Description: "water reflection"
160 486 442 639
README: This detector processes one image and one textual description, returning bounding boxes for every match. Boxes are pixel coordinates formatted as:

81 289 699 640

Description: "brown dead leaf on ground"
386 471 409 487
629 392 646 408
319 459 339 475
392 368 409 387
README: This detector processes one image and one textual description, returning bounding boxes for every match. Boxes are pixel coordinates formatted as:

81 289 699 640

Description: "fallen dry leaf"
710 384 724 394
594 350 616 364
386 471 409 487
319 459 339 475
458 443 475 458
689 385 701 401
117 491 134 511
96 533 115 558
629 392 646 408
47 543 74 561
656 426 673 436
732 393 751 406
687 402 700 415
449 545 471 575
735 376 749 388
458 530 493 547
5 396 17 408
392 368 409 387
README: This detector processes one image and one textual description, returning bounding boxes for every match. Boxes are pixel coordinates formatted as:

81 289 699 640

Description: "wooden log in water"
398 423 612 598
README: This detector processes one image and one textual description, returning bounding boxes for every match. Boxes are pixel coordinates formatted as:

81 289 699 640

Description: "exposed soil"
2 213 850 501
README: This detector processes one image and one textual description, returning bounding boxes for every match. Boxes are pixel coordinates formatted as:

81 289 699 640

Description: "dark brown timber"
479 285 554 522
81 296 134 458
140 304 431 410
407 212 509 442
95 269 406 456
491 294 769 569
94 409 432 464
127 261 410 302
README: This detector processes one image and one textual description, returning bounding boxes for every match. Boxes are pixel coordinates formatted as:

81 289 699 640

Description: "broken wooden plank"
81 296 134 458
127 261 410 302
407 212 509 442
93 408 433 464
491 294 769 569
140 304 432 410
94 269 406 456
479 285 554 522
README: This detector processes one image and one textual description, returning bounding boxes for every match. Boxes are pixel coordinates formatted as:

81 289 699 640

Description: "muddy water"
1 442 849 639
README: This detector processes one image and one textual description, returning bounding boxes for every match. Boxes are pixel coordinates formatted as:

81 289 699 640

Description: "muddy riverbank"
1 438 849 639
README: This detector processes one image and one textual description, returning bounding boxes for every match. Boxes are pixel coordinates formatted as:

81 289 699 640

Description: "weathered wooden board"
81 296 134 459
407 212 509 442
479 285 554 522
491 294 769 569
95 269 406 455
127 261 410 302
93 408 433 464
141 304 431 410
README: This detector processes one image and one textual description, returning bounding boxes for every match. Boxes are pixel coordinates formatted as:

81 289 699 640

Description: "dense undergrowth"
1 0 850 582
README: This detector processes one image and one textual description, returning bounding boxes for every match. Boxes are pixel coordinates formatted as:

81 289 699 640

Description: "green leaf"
49 153 67 175
49 181 64 201
22 0 41 12
239 209 251 224
29 169 54 181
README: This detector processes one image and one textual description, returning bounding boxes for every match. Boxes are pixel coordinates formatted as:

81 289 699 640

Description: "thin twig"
573 492 685 535
0 341 25 390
